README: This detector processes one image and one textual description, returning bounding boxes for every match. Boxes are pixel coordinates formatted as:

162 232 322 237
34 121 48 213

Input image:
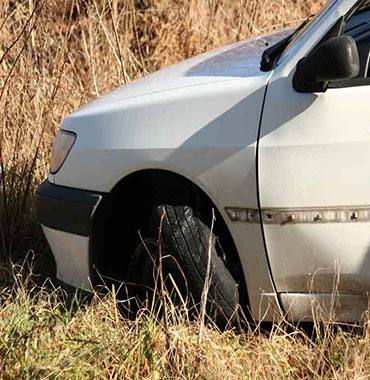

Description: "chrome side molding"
226 206 370 224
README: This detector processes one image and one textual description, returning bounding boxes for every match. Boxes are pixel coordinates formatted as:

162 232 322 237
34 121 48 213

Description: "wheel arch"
90 168 250 311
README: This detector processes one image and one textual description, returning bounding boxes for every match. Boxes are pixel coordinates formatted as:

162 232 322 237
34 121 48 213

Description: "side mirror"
293 35 360 93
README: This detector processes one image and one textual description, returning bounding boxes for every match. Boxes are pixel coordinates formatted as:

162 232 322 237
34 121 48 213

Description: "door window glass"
344 1 370 79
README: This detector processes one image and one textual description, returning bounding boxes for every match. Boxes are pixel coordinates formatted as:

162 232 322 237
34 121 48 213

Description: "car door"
259 3 370 298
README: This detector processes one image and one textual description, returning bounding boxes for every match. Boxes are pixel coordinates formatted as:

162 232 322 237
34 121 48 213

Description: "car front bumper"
35 181 103 288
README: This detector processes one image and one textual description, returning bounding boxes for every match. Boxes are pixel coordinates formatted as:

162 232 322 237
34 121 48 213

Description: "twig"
107 0 129 85
198 208 215 344
0 1 41 65
130 0 147 75
0 0 47 103
158 206 171 351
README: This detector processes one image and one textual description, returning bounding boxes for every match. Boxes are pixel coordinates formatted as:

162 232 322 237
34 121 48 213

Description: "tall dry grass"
0 264 370 379
0 0 326 268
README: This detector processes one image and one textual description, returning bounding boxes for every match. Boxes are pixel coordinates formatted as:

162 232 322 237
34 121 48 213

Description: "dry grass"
1 266 370 379
6 1 370 379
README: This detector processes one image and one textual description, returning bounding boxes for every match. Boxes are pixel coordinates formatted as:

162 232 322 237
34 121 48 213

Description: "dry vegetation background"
0 0 326 265
6 1 370 379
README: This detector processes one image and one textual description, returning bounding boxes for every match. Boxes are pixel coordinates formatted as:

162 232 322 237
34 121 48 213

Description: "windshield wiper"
260 15 314 72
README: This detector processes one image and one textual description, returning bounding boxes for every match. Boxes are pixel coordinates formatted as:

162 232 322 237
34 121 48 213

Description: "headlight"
49 130 76 174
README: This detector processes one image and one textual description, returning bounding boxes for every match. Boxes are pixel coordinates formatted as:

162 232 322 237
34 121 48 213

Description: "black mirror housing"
293 35 360 93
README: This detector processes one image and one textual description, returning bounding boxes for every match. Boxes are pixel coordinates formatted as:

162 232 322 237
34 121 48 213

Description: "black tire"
128 203 241 326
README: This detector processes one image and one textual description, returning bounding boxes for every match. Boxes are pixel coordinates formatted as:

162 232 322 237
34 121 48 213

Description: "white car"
36 0 370 323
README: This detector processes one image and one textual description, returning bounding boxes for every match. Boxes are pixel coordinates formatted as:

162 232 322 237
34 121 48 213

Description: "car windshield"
283 0 369 58
260 0 338 71
356 0 370 11
281 2 333 54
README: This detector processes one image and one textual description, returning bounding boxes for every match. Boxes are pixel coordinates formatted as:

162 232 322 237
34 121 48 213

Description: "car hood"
69 28 290 118
56 29 292 195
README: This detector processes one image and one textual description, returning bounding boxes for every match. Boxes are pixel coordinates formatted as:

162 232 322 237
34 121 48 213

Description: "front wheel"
128 203 242 326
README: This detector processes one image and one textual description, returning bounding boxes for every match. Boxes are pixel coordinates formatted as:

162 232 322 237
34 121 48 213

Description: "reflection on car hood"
73 28 291 115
